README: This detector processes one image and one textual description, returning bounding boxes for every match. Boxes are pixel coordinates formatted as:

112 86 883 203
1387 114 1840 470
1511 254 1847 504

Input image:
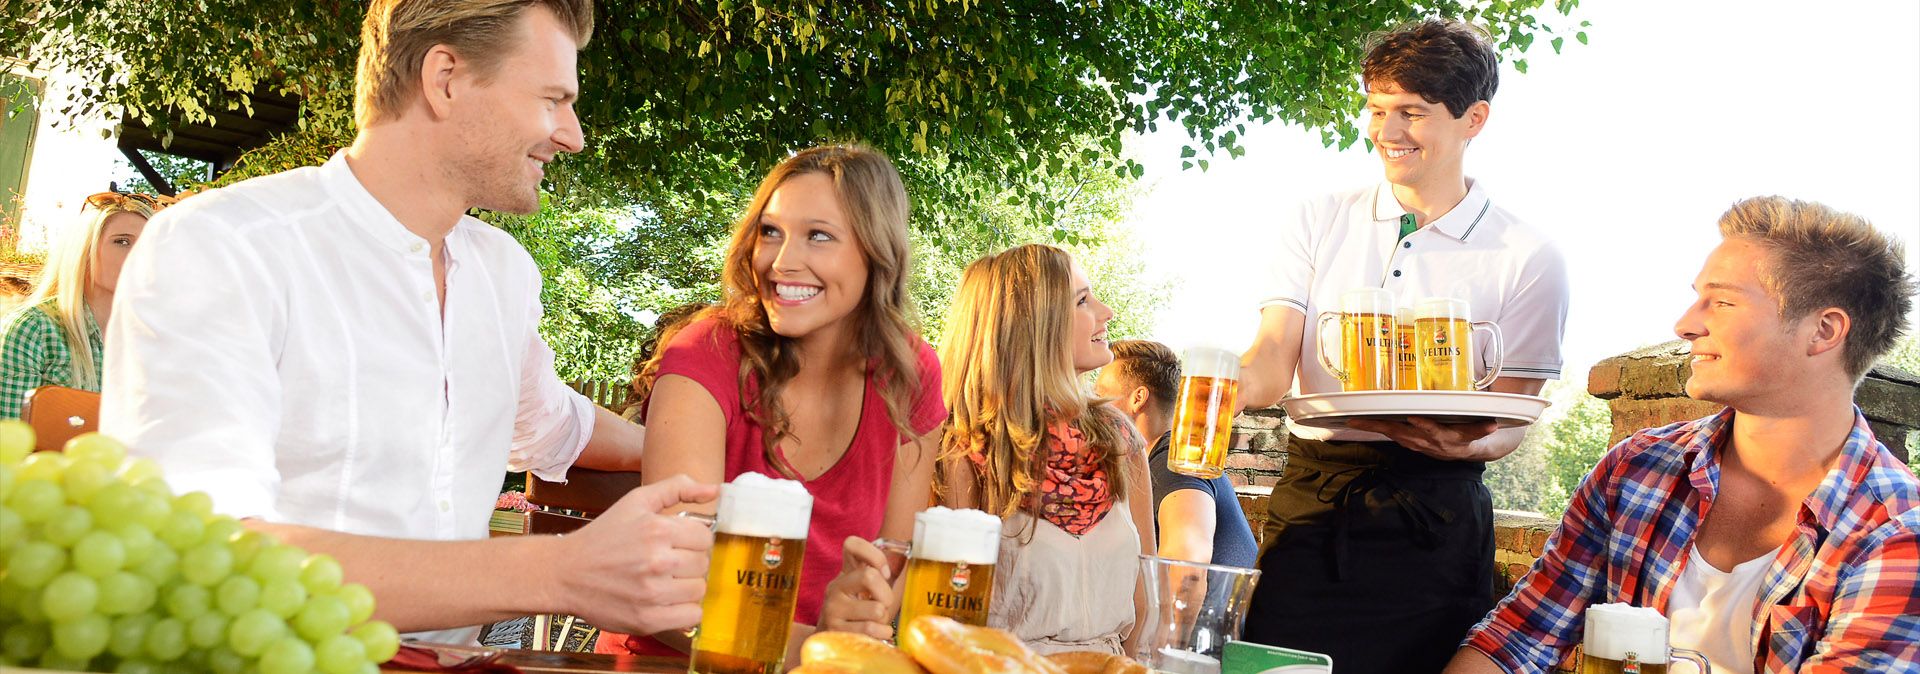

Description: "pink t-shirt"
619 316 944 651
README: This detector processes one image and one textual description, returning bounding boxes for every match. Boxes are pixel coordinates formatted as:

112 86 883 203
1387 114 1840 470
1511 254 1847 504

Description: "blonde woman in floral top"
0 191 165 418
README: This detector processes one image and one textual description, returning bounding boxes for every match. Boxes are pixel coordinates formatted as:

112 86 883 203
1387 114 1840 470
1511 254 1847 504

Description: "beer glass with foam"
1395 306 1417 390
1411 297 1504 391
1579 604 1708 674
1317 288 1398 391
1168 346 1241 479
896 507 1001 627
689 472 813 674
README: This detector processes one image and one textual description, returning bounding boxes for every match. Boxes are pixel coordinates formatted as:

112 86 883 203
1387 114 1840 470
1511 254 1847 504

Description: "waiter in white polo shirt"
1232 20 1569 674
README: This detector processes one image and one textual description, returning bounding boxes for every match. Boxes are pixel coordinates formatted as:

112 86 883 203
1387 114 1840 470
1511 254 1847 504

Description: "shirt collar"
1684 406 1883 533
1370 178 1494 242
318 150 433 256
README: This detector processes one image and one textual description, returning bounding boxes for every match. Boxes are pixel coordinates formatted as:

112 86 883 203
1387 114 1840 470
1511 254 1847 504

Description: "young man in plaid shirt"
1447 196 1919 673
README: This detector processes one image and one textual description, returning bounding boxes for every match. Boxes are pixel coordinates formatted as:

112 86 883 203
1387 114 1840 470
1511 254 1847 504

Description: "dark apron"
1240 438 1496 674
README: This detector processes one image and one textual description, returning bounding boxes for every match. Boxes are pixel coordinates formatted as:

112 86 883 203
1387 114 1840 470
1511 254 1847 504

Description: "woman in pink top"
598 145 945 656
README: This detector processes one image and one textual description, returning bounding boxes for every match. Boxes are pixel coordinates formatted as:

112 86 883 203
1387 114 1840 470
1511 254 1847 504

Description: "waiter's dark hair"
1361 19 1499 118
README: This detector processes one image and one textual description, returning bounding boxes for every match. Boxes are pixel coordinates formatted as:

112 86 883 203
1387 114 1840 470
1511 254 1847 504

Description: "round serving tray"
1280 390 1552 430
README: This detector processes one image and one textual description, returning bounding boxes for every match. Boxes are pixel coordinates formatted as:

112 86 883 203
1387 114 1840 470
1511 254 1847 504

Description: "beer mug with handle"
1395 306 1418 390
1412 297 1503 391
1579 604 1709 674
896 507 1001 628
1168 346 1240 479
1133 556 1261 674
689 472 813 674
1317 288 1399 391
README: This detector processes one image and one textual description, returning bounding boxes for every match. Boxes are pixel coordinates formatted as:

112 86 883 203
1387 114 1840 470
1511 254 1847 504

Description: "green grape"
114 521 159 560
37 652 92 671
299 554 344 594
16 451 71 482
293 595 351 642
42 504 95 547
118 457 162 483
355 660 380 674
215 575 261 615
60 458 115 504
259 637 316 674
143 617 188 661
350 621 398 663
165 583 211 619
108 613 157 659
64 433 127 466
51 613 110 660
180 541 234 586
173 492 213 520
259 577 308 618
228 531 271 568
127 486 172 530
156 509 207 550
114 658 166 674
334 583 375 625
0 419 32 465
202 518 245 547
8 478 62 523
14 586 47 622
226 608 286 657
88 482 141 526
132 543 179 585
250 544 306 582
0 462 13 500
41 571 100 622
206 646 247 674
187 612 228 649
8 542 67 589
73 529 129 577
2 621 50 663
313 633 366 674
0 506 26 552
96 571 155 615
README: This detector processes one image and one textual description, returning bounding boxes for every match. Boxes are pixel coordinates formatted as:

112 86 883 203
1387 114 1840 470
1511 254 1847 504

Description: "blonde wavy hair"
28 196 157 386
651 144 922 477
937 244 1132 520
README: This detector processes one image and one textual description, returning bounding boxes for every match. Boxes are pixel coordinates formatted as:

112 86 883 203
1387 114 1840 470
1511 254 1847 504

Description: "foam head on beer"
911 506 1001 564
1415 297 1469 320
1179 346 1241 380
716 471 813 539
1584 603 1671 664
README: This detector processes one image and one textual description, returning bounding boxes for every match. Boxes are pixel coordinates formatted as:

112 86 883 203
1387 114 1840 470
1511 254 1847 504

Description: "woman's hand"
815 537 899 640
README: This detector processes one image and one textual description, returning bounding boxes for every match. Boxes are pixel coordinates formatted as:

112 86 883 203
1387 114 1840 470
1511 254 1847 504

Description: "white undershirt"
1668 545 1777 673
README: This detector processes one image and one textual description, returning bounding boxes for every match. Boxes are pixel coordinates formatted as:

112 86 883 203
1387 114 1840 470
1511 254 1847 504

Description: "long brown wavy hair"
937 244 1133 521
645 144 923 477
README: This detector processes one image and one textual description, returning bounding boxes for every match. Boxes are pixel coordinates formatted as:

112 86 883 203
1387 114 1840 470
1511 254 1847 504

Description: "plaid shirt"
0 299 103 419
1465 407 1920 673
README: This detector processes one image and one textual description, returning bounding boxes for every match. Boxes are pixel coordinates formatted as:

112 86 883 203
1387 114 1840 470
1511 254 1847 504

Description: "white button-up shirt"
103 151 593 544
1260 179 1570 441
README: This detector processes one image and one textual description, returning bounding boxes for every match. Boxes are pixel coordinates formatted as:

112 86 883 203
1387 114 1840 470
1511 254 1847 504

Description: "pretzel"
1044 651 1148 674
801 631 928 674
898 616 1063 674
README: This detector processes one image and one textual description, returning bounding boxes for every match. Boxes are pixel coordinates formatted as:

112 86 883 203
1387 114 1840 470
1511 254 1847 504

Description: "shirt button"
423 291 435 302
1392 270 1403 277
409 243 425 254
438 500 451 512
1403 241 1412 249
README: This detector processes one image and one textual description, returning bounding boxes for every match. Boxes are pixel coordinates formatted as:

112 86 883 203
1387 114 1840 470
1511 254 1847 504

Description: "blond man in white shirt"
1231 19 1571 673
102 0 716 643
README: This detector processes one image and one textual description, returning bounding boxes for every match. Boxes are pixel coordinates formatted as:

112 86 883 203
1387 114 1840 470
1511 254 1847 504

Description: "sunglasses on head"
83 191 177 212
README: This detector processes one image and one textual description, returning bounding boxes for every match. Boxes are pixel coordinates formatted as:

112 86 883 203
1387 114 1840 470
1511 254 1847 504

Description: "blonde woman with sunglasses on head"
0 191 168 418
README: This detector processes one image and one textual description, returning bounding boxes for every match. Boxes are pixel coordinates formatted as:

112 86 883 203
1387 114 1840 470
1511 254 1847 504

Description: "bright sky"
1121 0 1920 383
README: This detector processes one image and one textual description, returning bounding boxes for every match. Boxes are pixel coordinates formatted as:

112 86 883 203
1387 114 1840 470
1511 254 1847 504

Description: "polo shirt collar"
319 150 433 256
1370 178 1494 242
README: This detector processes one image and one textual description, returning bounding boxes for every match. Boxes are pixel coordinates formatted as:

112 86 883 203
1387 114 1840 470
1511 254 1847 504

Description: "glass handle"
1470 321 1503 389
1670 647 1711 674
1316 312 1347 383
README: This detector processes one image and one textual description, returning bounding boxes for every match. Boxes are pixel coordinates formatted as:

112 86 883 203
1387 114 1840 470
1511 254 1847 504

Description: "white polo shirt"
1259 179 1569 441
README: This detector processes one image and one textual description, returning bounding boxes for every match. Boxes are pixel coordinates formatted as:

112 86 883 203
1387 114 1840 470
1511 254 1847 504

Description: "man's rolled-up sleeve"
101 204 287 521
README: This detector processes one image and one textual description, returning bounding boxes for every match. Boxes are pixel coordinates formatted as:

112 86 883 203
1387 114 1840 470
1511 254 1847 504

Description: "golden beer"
690 473 814 674
1339 312 1398 391
1580 603 1707 674
1169 347 1240 479
1395 308 1417 390
1414 317 1473 390
1576 654 1669 674
897 558 996 627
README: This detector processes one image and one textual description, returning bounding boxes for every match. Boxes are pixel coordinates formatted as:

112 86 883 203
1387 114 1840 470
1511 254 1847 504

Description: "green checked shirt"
0 299 104 420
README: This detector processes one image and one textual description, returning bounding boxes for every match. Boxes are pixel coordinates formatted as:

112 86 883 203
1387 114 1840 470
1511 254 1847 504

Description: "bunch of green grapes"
0 422 400 673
